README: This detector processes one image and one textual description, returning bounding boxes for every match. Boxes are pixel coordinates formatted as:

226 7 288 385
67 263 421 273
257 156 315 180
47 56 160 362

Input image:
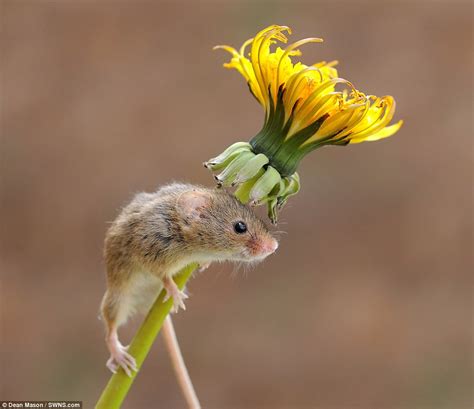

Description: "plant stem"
95 263 198 409
163 316 201 409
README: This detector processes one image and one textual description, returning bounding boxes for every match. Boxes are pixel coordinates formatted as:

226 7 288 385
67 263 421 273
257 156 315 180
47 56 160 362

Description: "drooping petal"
350 120 404 144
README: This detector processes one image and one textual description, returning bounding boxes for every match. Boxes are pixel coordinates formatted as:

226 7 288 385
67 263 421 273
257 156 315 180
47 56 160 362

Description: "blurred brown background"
1 1 472 408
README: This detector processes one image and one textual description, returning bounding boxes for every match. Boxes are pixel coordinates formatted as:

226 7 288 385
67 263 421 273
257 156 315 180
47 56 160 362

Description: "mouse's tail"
162 316 202 409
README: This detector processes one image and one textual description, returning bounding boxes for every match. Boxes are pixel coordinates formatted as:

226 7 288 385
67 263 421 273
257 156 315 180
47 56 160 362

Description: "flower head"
206 25 402 223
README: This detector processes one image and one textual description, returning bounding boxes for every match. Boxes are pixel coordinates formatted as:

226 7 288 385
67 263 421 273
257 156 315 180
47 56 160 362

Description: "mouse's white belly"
127 271 164 315
125 256 213 317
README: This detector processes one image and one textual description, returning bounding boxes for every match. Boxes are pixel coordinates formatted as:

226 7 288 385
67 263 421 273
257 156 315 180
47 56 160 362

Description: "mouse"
100 183 279 376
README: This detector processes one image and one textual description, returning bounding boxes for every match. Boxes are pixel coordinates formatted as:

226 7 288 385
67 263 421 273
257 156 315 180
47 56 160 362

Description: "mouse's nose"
270 238 279 252
263 237 279 254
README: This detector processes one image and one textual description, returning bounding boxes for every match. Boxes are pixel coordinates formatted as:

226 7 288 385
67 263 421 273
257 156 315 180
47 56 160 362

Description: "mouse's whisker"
230 267 240 280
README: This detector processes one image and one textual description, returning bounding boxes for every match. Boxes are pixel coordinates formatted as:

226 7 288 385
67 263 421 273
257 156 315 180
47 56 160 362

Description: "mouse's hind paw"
106 342 137 377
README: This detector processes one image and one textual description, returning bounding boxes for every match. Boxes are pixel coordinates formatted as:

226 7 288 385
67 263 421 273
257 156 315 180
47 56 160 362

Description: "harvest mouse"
100 183 278 376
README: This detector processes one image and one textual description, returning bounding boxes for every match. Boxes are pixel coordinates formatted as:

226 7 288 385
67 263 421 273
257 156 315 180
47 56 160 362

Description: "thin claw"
122 351 137 370
117 355 135 377
120 363 132 377
123 354 134 366
127 357 138 371
106 358 118 374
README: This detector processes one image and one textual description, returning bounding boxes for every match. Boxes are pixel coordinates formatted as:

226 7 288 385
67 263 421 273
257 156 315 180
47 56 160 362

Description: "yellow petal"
214 25 402 147
350 120 403 143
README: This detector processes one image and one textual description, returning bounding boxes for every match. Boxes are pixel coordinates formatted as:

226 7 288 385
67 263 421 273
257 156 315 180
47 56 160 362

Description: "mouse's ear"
177 189 211 220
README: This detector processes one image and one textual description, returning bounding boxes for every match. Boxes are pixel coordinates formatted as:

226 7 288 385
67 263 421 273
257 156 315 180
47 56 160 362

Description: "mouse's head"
177 187 278 263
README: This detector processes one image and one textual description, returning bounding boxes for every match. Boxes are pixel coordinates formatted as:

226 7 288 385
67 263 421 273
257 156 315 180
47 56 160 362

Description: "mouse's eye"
234 221 247 234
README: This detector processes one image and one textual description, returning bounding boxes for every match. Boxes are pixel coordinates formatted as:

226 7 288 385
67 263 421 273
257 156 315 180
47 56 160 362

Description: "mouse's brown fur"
100 183 278 375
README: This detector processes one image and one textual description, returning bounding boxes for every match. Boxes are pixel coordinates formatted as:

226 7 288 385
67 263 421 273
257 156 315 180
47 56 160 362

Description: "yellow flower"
206 25 403 223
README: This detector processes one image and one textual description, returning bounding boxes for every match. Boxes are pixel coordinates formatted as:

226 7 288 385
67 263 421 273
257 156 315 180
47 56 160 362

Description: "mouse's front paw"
163 277 188 313
164 288 188 313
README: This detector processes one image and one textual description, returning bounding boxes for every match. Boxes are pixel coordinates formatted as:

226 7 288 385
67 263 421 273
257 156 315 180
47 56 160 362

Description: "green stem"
95 263 198 409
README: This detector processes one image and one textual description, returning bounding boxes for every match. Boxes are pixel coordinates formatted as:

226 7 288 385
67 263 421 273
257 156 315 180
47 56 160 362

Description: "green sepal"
249 166 282 204
215 150 255 187
232 153 269 186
